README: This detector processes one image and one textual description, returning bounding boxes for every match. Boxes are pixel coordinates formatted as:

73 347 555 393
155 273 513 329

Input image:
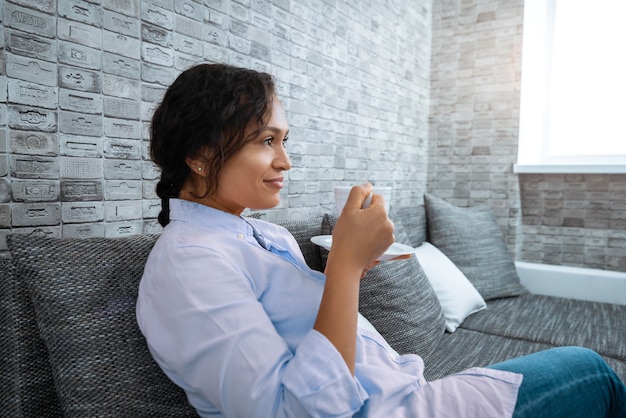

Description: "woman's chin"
249 198 281 211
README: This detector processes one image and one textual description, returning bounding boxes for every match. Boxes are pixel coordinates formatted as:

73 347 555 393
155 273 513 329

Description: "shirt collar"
168 198 254 241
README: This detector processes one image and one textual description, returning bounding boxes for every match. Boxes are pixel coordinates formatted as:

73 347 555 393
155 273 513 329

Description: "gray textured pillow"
321 214 445 358
0 256 63 417
389 205 427 248
424 193 527 300
7 234 199 418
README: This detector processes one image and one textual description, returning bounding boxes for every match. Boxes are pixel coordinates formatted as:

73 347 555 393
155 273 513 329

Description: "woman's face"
205 99 291 215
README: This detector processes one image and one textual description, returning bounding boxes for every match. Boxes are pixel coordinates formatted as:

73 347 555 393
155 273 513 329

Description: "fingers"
342 183 373 214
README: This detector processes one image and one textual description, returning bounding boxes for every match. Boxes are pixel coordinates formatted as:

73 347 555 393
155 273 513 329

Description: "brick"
102 0 140 18
105 220 143 238
6 53 57 86
141 44 174 67
205 0 228 13
104 138 142 160
4 3 56 38
103 10 141 37
11 155 59 179
58 18 103 49
58 65 101 93
0 129 6 153
141 100 158 121
59 111 103 137
0 107 6 126
0 204 10 226
10 0 55 14
141 161 161 180
60 156 103 179
59 88 103 114
104 97 140 120
12 180 59 202
142 180 159 199
142 198 161 218
58 41 102 70
103 30 141 59
104 119 142 140
8 105 57 132
11 203 60 227
60 134 103 158
8 79 58 109
5 29 56 62
142 3 174 30
103 73 141 99
141 84 165 103
105 180 142 200
105 200 142 221
10 130 58 156
205 25 228 46
174 52 202 71
61 201 105 223
142 22 173 47
173 33 203 57
103 52 141 79
104 158 142 179
0 78 6 104
60 180 103 201
203 43 229 63
175 0 203 21
10 226 61 241
143 219 163 234
0 179 10 203
230 2 250 22
58 0 103 28
62 222 105 238
174 14 205 38
0 154 6 177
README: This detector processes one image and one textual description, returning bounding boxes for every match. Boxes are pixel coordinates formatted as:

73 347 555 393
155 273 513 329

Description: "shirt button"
237 234 244 240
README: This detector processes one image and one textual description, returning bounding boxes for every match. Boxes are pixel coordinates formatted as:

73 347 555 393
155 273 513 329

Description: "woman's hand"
328 183 395 277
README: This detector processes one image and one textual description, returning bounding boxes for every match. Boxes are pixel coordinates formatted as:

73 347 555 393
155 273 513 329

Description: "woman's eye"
282 136 289 146
263 137 273 145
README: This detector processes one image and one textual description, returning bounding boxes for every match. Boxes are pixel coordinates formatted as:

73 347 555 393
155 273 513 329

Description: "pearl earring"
198 167 202 171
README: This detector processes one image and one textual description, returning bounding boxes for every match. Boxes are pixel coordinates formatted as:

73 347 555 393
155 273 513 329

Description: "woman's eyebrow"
253 126 289 136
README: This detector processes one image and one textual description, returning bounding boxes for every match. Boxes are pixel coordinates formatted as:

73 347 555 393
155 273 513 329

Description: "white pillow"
414 242 487 332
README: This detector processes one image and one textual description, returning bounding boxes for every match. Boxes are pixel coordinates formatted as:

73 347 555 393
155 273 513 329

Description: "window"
515 0 626 173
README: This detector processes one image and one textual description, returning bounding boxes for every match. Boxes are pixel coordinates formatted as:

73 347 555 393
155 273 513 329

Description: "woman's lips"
264 177 284 189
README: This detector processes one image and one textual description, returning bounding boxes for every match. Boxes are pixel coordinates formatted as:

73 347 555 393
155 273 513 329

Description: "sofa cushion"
321 214 445 358
426 327 626 384
0 256 63 417
7 234 199 418
424 193 527 300
423 328 555 381
459 294 626 363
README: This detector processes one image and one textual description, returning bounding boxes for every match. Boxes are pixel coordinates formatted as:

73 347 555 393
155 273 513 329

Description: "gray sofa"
2 195 625 417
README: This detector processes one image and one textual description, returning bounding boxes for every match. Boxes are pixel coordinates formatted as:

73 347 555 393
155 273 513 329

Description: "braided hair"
149 63 276 226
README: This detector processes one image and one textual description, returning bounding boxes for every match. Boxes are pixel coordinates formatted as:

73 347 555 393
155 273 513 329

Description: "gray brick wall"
0 0 431 253
429 0 626 272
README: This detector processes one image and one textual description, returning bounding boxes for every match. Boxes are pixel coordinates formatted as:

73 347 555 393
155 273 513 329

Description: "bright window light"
515 0 626 173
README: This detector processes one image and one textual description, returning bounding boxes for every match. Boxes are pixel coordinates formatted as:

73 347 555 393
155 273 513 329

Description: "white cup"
334 186 392 215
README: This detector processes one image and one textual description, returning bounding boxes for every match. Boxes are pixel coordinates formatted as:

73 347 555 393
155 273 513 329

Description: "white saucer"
310 235 414 262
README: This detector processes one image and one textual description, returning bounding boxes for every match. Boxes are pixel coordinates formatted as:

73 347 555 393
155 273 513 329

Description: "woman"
136 63 626 417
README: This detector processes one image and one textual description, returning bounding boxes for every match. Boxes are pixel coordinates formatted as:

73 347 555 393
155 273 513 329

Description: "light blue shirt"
137 199 522 417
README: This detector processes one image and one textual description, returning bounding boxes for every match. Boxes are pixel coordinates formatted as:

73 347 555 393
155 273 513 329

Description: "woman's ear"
185 155 208 178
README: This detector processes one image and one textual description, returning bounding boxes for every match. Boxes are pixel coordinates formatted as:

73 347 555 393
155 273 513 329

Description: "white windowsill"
513 164 626 174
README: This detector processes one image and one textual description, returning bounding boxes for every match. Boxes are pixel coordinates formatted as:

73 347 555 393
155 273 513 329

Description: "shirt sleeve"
137 242 367 418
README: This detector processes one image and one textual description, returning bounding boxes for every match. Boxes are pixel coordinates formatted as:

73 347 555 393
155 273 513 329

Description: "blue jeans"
488 346 626 418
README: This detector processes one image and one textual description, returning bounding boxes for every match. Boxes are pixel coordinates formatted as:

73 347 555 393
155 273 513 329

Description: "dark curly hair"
150 63 276 226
